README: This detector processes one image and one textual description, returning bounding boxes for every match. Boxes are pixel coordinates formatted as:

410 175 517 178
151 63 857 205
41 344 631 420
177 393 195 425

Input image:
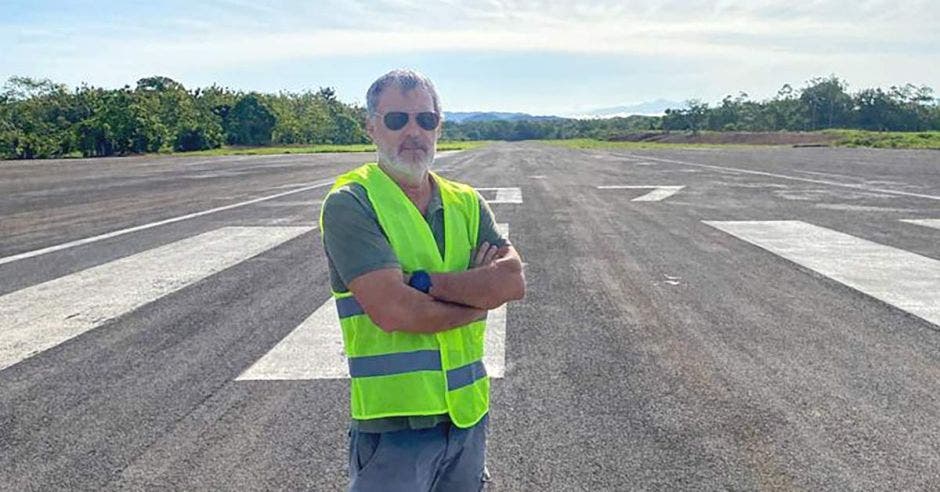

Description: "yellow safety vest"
319 163 489 428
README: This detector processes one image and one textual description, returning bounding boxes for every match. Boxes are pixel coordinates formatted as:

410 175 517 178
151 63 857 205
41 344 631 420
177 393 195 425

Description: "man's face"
366 85 440 182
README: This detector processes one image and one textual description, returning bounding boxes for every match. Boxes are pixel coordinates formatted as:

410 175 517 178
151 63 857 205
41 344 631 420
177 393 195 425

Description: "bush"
226 94 276 146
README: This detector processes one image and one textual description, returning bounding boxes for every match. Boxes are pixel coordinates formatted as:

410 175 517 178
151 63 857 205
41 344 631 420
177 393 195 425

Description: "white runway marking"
0 180 333 266
478 187 523 204
704 220 940 328
486 223 510 377
238 224 512 380
0 226 312 372
255 200 323 207
901 219 940 231
265 181 331 191
597 185 685 201
237 297 348 380
626 154 940 202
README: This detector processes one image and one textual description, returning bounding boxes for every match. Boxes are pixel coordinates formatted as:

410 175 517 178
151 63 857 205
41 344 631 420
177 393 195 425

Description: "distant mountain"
567 99 682 119
443 101 681 123
444 111 562 123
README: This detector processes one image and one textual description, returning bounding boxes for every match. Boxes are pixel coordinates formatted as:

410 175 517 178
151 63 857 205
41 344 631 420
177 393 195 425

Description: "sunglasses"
379 111 441 131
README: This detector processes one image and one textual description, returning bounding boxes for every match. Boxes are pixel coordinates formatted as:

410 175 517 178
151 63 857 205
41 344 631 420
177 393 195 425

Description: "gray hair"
366 69 442 118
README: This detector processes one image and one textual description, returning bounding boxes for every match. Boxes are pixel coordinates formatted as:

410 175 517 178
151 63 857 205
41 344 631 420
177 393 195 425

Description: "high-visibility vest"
319 163 489 428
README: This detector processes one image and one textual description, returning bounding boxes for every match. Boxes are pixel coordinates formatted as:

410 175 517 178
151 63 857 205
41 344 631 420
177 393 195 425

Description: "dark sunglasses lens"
416 112 440 130
383 112 408 130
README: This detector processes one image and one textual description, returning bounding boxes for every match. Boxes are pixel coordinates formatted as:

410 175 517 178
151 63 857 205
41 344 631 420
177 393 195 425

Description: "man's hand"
403 242 510 285
427 245 525 310
349 268 486 333
400 243 525 310
470 241 502 268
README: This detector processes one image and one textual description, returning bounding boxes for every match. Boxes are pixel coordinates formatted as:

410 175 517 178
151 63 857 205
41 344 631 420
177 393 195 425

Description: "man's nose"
401 114 424 136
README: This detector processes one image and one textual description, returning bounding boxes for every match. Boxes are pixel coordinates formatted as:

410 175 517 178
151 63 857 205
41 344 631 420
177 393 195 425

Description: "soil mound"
609 131 839 146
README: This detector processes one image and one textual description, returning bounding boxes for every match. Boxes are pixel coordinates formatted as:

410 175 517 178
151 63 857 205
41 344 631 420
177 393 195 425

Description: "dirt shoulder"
609 131 840 146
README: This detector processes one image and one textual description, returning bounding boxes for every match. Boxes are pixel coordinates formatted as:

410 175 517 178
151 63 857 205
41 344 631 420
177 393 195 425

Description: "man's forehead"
377 85 434 111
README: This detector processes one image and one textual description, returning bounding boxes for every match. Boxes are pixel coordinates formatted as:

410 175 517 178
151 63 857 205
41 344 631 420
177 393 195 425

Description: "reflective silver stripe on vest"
336 296 365 318
446 360 487 391
347 351 487 391
347 349 441 377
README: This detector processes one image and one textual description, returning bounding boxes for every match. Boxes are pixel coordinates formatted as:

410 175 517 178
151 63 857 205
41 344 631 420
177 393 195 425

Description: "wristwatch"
408 270 432 293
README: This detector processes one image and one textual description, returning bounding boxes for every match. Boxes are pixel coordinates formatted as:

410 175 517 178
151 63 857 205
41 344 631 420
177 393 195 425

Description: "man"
319 69 525 492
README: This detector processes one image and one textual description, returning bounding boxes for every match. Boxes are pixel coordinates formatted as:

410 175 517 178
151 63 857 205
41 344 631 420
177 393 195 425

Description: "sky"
3 0 938 115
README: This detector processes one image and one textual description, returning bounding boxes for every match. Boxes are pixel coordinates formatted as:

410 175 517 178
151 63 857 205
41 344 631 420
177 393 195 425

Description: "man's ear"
436 120 443 139
365 116 376 140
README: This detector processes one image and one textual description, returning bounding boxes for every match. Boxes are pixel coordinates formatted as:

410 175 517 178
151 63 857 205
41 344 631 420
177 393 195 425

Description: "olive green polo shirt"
320 173 508 433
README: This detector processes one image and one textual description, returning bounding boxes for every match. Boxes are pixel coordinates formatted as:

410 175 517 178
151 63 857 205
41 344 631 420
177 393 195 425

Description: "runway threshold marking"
477 187 522 204
625 154 940 202
0 179 333 266
0 226 312 372
704 220 940 328
597 185 685 201
237 224 511 381
900 219 940 231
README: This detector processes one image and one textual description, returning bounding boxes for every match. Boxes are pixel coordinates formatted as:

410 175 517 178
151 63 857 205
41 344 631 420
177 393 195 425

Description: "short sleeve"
320 185 400 290
475 190 510 249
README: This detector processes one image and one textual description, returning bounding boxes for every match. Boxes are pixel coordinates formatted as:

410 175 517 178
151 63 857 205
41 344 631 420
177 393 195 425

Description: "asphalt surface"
1 143 939 490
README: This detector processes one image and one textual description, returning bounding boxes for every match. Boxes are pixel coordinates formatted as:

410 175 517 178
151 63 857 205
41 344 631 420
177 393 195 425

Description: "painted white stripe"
265 181 332 191
485 223 510 378
901 219 940 231
255 200 323 208
237 299 509 380
704 220 940 327
0 180 333 266
477 187 523 204
597 185 685 201
0 226 312 371
626 154 940 202
484 304 508 378
238 223 512 380
237 297 348 380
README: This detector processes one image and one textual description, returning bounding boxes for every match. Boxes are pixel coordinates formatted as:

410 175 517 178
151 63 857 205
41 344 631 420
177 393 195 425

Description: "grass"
173 140 491 157
543 131 940 151
824 129 940 149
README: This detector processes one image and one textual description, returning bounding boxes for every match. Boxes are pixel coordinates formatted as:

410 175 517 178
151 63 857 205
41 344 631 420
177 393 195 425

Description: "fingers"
473 241 490 266
482 244 499 265
472 242 501 268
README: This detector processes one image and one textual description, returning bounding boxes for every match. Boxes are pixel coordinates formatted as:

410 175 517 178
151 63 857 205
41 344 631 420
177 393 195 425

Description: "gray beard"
377 148 433 184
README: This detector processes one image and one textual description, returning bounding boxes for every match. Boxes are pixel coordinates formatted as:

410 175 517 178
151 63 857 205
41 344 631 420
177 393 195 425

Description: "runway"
1 143 939 490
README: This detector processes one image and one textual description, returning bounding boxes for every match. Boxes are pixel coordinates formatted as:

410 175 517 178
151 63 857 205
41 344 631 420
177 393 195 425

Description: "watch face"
411 271 431 293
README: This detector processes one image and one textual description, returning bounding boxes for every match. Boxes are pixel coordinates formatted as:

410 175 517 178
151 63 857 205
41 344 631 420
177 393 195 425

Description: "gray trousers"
347 414 489 492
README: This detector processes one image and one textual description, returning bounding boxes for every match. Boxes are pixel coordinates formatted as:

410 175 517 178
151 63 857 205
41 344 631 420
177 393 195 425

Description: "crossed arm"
347 243 526 334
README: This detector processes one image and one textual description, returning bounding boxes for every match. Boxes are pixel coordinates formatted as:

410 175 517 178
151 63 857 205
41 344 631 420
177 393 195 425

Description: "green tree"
683 99 708 134
765 84 806 130
331 113 366 144
854 88 899 131
800 75 853 129
1 76 75 158
226 93 276 145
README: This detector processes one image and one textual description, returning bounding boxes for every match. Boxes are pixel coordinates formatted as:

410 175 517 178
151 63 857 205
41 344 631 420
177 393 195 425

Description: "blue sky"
3 0 938 115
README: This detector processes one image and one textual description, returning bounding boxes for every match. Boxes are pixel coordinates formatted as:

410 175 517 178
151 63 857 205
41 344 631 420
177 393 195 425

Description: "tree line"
2 74 938 159
441 115 659 141
1 76 368 159
443 76 939 141
660 76 939 135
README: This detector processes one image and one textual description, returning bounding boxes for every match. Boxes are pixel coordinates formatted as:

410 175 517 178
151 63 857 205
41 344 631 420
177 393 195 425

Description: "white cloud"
2 0 937 108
